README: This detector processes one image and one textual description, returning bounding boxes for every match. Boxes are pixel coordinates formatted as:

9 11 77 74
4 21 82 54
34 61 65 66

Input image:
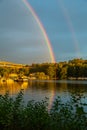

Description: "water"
0 80 87 107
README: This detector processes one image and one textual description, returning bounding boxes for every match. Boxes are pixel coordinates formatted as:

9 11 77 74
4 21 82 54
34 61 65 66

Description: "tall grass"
0 90 87 130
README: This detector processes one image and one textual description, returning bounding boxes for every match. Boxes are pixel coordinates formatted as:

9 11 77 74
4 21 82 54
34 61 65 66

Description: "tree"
47 65 56 79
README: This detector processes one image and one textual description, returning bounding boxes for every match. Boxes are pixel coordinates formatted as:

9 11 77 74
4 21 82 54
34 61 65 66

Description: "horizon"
0 57 87 66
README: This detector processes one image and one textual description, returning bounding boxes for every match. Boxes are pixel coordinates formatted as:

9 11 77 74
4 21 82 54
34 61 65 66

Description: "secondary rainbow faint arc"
22 0 55 63
58 0 81 58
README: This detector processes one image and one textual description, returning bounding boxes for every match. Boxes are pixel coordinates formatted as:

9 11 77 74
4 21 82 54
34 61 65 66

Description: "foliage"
0 91 87 130
0 58 87 79
47 65 56 79
29 58 87 79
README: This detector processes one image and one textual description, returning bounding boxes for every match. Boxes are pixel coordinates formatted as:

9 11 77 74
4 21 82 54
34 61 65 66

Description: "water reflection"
0 81 28 96
67 81 87 95
0 80 87 105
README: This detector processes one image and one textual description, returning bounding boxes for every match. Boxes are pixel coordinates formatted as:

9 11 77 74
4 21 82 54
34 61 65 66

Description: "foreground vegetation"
0 91 87 130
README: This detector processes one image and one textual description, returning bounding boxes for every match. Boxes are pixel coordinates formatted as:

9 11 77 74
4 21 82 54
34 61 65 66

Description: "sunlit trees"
47 64 56 79
67 59 87 79
0 58 87 80
35 72 49 79
0 67 5 77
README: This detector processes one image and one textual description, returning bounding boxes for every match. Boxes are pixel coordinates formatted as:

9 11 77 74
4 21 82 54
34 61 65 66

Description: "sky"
0 0 87 64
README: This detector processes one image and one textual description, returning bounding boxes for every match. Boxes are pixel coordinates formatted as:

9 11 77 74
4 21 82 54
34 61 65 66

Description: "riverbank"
68 77 87 80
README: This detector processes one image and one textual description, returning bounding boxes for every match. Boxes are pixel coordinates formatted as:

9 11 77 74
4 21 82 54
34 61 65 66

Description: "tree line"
29 59 87 79
0 58 87 79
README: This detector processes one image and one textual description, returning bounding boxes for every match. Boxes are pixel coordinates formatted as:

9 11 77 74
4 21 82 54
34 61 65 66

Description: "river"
0 80 87 107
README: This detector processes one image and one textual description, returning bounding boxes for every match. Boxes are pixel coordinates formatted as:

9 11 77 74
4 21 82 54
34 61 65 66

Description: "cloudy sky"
0 0 87 64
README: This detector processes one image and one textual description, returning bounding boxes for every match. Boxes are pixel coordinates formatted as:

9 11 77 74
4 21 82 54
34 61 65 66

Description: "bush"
0 91 87 130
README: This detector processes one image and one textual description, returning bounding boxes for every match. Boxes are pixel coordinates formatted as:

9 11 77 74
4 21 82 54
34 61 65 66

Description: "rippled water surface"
0 80 87 105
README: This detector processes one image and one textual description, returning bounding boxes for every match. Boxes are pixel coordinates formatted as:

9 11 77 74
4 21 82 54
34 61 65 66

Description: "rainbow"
21 0 56 111
22 0 55 63
58 0 81 58
48 90 55 111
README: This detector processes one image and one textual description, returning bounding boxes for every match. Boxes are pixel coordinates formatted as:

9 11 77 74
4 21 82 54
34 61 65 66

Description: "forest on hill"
0 58 87 80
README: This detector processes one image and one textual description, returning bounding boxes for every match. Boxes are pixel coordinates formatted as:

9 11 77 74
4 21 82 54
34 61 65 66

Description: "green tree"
47 65 56 79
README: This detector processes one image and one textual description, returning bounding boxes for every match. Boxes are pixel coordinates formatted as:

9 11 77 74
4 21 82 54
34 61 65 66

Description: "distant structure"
0 61 25 68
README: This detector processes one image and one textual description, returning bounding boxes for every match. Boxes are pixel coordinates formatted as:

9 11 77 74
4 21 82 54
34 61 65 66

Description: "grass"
0 90 87 130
